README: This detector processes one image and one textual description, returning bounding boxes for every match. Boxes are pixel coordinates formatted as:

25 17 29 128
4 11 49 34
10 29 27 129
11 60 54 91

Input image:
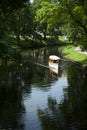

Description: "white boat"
49 67 59 77
48 55 60 70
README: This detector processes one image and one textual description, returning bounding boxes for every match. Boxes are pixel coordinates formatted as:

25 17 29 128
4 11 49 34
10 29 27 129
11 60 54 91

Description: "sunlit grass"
63 45 87 64
59 36 69 42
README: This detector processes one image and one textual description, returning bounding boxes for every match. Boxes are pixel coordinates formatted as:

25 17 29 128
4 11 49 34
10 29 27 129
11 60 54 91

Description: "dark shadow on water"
37 63 87 130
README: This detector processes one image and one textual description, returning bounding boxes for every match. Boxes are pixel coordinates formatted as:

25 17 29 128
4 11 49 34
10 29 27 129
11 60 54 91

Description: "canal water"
0 47 87 130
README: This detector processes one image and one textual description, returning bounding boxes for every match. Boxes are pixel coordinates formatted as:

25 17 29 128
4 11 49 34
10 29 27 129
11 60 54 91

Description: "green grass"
63 45 87 64
59 36 69 42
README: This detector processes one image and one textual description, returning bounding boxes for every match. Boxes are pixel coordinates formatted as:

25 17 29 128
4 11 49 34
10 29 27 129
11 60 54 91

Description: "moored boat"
48 55 60 70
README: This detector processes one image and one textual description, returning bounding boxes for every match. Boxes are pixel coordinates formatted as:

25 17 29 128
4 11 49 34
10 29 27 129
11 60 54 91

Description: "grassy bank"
63 45 87 65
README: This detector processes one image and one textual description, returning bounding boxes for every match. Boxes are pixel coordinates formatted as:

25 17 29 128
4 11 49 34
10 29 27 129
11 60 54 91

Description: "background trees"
34 0 87 49
60 0 87 48
0 0 30 64
0 0 87 65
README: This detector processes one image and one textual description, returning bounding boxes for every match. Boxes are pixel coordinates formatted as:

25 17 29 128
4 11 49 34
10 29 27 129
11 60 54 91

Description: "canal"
0 47 87 130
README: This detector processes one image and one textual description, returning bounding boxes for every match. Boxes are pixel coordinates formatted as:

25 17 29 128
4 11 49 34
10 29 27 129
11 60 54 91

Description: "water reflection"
49 65 62 79
37 63 87 130
0 47 60 130
0 66 25 130
0 47 87 130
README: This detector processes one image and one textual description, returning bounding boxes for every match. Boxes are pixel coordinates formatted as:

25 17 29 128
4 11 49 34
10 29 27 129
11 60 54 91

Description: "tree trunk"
43 32 46 40
17 32 20 44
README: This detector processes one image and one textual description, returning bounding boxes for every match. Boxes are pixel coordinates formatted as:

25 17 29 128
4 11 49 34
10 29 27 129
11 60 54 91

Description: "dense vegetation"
0 0 87 65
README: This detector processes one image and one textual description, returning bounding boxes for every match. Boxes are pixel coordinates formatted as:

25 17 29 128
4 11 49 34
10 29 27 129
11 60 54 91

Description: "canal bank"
63 45 87 67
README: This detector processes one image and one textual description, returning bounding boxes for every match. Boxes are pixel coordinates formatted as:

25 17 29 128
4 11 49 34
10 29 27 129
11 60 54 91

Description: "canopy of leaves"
35 0 87 49
0 0 28 13
35 1 62 29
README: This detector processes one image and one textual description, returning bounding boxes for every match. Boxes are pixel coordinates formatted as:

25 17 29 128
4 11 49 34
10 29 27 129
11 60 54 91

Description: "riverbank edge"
63 45 87 68
63 56 87 68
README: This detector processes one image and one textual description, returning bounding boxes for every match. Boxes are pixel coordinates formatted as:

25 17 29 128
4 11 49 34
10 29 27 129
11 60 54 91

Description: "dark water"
0 47 87 130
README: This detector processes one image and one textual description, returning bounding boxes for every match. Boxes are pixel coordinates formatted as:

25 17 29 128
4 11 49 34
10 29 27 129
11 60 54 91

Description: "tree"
0 0 30 64
59 0 87 48
35 1 62 39
35 0 87 49
0 0 28 13
21 3 34 39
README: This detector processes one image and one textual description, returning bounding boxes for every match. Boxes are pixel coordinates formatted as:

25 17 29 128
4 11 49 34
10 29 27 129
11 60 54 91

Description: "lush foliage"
0 0 87 65
0 1 34 64
35 0 87 48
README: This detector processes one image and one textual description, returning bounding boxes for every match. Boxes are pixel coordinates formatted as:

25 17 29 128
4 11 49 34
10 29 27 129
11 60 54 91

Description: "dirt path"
75 46 87 55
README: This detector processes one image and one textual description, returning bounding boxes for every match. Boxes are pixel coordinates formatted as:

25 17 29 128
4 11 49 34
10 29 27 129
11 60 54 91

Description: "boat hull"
49 62 58 70
48 55 60 76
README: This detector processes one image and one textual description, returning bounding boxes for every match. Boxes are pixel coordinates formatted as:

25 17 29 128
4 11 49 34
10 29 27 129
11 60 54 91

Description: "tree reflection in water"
37 63 87 130
0 65 25 130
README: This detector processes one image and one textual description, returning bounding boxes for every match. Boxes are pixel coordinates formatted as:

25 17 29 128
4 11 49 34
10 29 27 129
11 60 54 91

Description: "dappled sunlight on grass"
64 45 87 64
